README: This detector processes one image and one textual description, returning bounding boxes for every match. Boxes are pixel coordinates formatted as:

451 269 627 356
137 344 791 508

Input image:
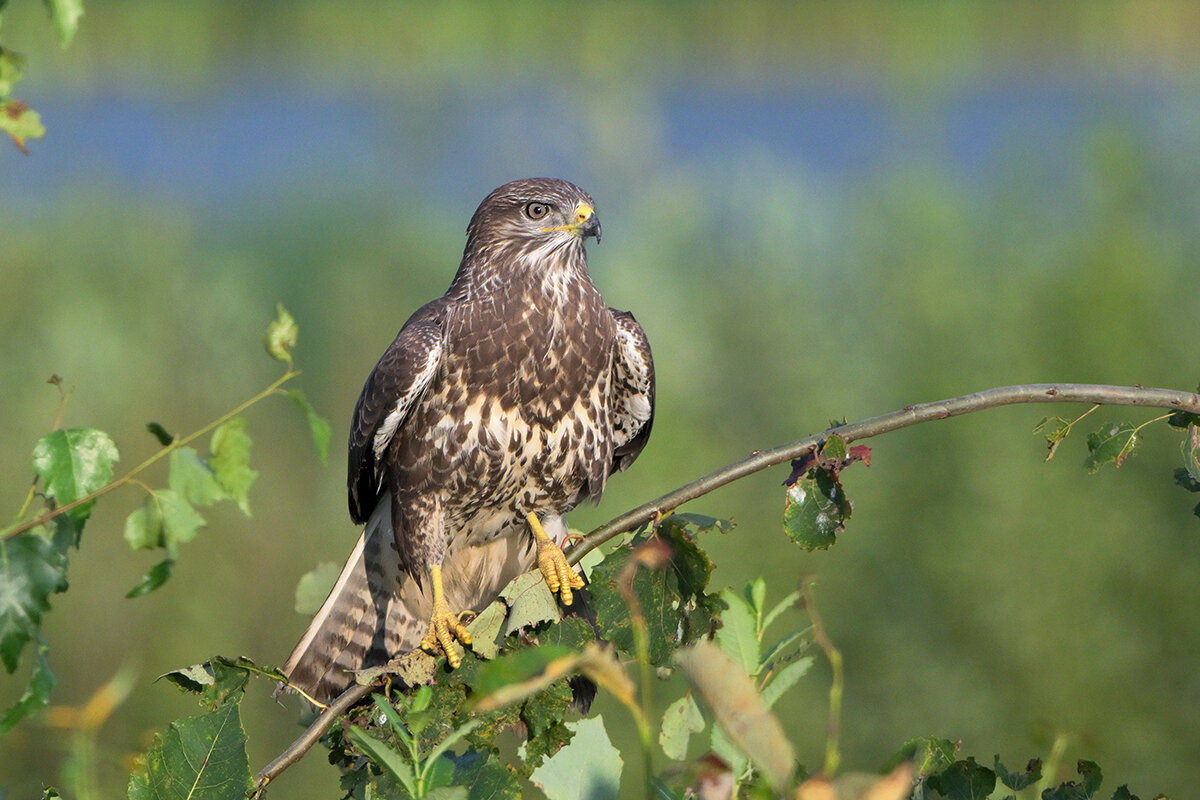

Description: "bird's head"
465 178 601 256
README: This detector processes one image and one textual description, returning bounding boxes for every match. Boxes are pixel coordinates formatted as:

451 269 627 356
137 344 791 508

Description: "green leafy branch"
0 305 329 736
0 0 85 152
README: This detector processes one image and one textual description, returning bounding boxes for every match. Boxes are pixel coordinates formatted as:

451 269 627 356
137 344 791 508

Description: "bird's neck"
450 239 596 309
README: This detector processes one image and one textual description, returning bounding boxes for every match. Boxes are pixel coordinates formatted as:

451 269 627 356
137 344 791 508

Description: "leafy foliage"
782 434 869 550
3 309 1195 798
0 306 327 736
126 702 252 800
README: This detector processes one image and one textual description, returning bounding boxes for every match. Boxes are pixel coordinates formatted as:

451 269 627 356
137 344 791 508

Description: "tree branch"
568 383 1200 563
254 681 373 792
256 382 1199 786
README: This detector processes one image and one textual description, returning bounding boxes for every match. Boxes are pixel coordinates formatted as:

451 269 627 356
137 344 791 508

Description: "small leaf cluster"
900 740 1165 800
782 433 870 550
0 0 85 152
1036 393 1200 519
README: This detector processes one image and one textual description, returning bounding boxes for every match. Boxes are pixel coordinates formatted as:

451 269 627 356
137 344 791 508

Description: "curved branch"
256 382 1199 786
253 682 373 791
568 383 1200 563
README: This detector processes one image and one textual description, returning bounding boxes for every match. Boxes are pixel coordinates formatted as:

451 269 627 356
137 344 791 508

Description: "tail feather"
282 495 548 704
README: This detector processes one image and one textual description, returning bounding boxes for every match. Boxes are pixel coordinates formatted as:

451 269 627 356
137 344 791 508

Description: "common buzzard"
283 178 655 703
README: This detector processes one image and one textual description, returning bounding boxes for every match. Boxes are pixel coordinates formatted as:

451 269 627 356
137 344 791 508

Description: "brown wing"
608 309 655 473
347 298 448 524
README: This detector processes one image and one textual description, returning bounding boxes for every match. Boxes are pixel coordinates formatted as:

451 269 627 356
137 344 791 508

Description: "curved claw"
419 564 472 668
527 512 585 606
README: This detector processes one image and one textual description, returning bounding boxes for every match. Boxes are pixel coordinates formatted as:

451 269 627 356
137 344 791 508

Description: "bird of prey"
283 178 655 704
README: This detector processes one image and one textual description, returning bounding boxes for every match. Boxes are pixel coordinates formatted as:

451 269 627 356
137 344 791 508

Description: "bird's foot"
419 564 472 668
527 512 585 606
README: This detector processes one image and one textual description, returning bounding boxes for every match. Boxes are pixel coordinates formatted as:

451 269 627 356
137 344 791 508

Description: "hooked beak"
578 204 601 243
542 203 601 243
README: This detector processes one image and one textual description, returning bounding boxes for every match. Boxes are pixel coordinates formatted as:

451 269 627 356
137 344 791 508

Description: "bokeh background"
4 2 1200 797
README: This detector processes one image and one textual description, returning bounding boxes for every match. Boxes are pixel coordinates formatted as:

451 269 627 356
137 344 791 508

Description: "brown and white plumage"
284 178 655 703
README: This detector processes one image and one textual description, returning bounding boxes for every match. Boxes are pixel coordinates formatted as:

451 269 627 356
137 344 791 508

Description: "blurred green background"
3 2 1200 797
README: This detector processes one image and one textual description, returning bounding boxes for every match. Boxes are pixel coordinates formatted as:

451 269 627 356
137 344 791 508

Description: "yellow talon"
419 564 472 668
527 512 585 606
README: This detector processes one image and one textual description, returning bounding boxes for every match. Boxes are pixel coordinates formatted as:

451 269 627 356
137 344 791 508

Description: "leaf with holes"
1085 422 1138 473
31 428 119 523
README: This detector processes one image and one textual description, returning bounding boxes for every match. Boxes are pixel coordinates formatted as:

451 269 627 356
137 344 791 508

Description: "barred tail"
281 496 543 704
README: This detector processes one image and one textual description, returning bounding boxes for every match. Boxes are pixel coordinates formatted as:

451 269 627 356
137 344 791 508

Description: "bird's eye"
524 202 550 220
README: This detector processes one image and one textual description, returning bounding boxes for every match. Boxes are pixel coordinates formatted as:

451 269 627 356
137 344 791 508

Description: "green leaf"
1085 422 1138 472
125 559 173 598
501 570 562 636
128 702 252 800
590 515 723 667
1035 416 1073 461
209 418 257 515
156 489 207 546
168 447 226 507
0 530 68 673
1041 760 1104 800
822 432 848 461
669 512 733 534
346 725 417 796
994 756 1042 791
0 633 55 734
782 465 850 550
159 657 250 706
43 0 84 47
659 693 705 761
371 692 414 750
517 679 573 770
452 750 522 800
123 499 164 551
760 655 813 709
0 46 25 97
1181 423 1200 483
473 645 574 698
293 561 340 616
530 716 622 800
424 782 467 800
928 757 996 799
674 639 795 790
284 388 332 464
265 303 299 364
760 589 800 635
715 588 759 675
1 99 43 152
889 737 958 777
465 600 507 660
536 616 595 651
31 427 119 523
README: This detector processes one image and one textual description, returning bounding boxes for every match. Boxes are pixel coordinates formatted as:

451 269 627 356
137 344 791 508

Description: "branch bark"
254 681 373 791
568 383 1200 562
256 382 1200 787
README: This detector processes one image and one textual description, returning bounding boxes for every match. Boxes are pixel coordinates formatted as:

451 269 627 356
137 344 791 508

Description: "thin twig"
253 682 373 792
567 383 1200 563
2 369 301 540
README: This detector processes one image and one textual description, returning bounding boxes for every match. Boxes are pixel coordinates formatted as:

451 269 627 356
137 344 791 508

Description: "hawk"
283 178 655 703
